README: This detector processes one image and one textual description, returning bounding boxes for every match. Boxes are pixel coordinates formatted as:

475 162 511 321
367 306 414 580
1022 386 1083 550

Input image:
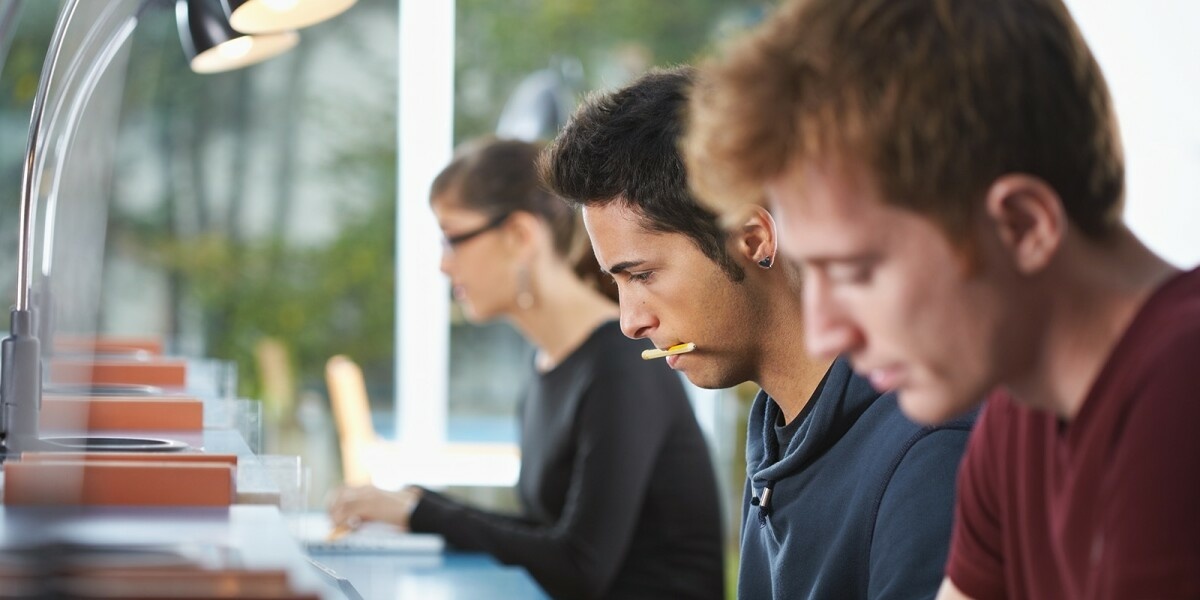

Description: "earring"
516 264 535 310
757 256 773 269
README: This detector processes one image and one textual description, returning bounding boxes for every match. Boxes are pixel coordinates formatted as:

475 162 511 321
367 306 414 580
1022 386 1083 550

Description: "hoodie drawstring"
751 481 774 524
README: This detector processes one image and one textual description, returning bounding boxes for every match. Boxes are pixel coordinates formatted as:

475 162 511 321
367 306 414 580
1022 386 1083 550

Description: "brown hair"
431 137 618 301
686 0 1125 242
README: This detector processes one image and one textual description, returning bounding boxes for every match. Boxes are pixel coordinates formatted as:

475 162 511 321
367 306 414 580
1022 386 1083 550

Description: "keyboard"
290 513 445 554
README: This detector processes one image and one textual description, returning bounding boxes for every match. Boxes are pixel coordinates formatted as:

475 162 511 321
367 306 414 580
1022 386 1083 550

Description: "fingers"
326 485 372 528
325 485 419 529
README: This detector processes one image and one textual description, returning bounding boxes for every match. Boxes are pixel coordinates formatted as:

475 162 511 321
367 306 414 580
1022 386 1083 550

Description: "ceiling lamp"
223 0 357 34
177 0 298 74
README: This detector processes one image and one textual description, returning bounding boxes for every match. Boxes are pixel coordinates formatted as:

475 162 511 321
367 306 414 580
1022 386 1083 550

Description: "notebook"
291 513 445 554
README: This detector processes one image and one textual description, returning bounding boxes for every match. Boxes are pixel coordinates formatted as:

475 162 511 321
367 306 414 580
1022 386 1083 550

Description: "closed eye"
825 260 874 285
606 260 653 284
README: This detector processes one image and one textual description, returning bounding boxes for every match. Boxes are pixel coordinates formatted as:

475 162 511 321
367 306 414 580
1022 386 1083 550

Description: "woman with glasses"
328 137 724 599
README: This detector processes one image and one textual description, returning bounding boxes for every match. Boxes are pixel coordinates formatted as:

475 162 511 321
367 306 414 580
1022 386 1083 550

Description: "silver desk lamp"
0 0 343 458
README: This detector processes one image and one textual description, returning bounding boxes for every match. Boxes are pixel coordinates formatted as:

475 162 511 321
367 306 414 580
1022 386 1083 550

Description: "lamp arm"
2 0 81 456
2 0 155 455
38 11 143 279
22 0 157 294
15 0 79 312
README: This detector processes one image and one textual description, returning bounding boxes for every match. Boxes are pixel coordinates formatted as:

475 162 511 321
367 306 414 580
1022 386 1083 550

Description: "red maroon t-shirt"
946 267 1200 600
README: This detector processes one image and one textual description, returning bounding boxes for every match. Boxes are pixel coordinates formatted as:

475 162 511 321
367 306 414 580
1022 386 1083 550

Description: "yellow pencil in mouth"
641 342 697 360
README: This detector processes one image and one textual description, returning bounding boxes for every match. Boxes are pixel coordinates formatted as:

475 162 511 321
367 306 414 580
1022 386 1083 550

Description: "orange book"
50 358 188 388
3 460 234 507
19 452 238 467
15 569 319 600
40 395 204 432
65 569 293 595
54 335 164 357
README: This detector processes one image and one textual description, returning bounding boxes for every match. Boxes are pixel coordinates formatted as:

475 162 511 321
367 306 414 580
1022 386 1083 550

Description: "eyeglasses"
441 212 510 251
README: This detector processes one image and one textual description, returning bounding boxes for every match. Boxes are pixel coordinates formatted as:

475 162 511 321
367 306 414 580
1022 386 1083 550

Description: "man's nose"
619 297 658 341
803 272 864 360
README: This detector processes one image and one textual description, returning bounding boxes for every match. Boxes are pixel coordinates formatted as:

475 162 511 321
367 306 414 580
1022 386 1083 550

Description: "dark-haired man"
541 66 973 599
686 0 1200 598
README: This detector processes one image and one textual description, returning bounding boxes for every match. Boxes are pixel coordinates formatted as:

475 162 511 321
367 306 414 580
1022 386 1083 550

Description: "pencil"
326 523 353 542
641 342 696 360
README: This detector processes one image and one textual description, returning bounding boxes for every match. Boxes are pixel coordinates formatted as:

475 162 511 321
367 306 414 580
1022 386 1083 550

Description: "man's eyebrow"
606 260 645 276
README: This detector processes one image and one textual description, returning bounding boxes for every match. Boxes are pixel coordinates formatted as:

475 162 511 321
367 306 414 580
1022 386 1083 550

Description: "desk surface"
307 550 549 600
0 504 548 600
0 427 548 599
0 505 329 597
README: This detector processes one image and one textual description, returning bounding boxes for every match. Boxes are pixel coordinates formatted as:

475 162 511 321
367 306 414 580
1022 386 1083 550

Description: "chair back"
325 355 377 486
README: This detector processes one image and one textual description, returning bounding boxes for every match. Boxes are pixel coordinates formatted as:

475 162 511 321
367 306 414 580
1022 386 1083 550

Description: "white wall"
1067 0 1200 268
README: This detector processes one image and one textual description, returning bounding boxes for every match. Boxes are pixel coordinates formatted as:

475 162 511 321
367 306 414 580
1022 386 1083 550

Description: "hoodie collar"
747 356 882 485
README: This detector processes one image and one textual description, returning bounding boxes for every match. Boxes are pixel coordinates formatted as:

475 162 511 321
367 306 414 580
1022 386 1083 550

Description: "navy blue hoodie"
739 357 974 599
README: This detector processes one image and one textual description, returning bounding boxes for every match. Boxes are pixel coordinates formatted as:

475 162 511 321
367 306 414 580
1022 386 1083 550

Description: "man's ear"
983 174 1065 274
729 205 778 266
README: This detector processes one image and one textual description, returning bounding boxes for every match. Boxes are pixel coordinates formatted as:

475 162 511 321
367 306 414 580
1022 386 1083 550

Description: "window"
386 0 764 489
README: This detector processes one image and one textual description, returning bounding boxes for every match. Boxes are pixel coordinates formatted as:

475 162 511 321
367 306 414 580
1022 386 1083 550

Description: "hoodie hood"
746 356 882 488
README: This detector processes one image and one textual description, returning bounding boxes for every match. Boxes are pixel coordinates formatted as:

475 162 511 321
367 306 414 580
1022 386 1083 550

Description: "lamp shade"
224 0 357 34
177 0 298 74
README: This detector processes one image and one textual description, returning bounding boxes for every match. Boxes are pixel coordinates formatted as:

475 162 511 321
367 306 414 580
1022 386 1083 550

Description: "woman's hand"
327 484 424 531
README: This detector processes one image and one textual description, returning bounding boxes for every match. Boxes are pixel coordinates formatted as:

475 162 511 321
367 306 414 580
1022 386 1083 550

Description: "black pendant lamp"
177 0 298 74
223 0 357 34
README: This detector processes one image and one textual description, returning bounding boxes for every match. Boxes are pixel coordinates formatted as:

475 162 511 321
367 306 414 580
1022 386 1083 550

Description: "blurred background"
1 0 1197 594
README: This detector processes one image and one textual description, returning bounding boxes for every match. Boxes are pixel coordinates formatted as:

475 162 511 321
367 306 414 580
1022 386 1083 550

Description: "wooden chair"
324 355 522 490
324 355 379 486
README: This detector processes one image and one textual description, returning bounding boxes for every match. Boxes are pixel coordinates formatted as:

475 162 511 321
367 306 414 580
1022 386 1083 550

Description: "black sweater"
410 321 724 599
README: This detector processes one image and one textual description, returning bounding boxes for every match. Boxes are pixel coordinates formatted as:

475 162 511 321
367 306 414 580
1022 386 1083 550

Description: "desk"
0 467 546 599
0 505 329 597
308 550 549 600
